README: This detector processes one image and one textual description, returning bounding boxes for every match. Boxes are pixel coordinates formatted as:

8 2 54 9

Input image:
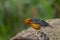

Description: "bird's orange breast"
29 21 41 30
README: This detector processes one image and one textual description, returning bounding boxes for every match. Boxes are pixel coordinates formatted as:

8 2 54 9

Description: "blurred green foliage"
0 0 60 40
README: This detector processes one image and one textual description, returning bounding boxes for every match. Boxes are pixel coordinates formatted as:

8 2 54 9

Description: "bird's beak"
24 22 27 25
24 22 28 27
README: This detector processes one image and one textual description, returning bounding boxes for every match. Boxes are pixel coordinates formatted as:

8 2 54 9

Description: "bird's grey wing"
30 18 41 24
40 20 53 28
30 18 53 27
31 18 49 26
30 18 45 26
39 20 49 26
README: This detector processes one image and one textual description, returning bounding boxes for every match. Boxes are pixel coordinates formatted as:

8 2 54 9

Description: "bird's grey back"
30 18 49 26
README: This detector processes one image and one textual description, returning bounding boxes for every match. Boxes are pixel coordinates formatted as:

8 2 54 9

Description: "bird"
24 18 53 30
24 18 52 40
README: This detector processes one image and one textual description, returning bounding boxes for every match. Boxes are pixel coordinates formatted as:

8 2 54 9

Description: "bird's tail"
48 25 53 28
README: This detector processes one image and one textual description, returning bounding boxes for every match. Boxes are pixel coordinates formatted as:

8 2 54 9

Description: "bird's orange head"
24 18 31 25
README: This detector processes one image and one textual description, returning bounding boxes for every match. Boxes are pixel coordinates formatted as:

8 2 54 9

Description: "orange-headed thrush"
24 18 53 30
